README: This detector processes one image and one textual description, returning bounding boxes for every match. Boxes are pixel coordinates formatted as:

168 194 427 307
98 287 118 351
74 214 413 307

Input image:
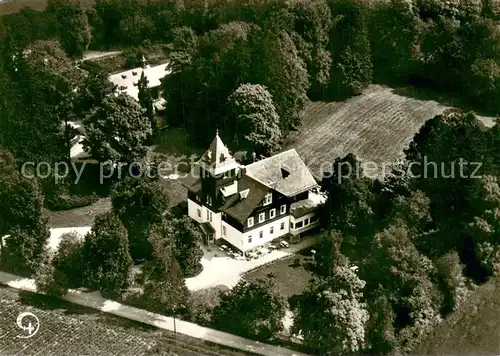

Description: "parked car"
279 240 290 248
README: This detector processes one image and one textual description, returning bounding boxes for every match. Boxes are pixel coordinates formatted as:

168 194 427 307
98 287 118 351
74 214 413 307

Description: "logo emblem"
16 312 40 339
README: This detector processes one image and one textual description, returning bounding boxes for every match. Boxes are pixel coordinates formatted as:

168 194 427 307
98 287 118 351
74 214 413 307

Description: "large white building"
108 59 171 102
182 132 325 253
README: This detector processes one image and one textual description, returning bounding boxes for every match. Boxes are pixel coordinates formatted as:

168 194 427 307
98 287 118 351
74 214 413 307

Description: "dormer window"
220 153 226 163
263 192 272 206
247 217 254 228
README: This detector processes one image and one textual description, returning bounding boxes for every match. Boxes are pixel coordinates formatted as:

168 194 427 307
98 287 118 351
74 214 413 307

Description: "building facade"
182 132 325 254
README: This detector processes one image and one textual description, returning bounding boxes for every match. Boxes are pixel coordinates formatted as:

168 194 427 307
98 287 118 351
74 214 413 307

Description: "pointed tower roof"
199 130 240 176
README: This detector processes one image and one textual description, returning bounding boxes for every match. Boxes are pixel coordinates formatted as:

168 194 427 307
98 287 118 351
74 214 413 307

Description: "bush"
45 193 99 211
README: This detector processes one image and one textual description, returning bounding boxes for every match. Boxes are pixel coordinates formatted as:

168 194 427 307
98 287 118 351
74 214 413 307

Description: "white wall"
290 212 318 235
243 215 290 252
188 199 203 223
211 210 222 239
221 221 244 252
188 199 221 239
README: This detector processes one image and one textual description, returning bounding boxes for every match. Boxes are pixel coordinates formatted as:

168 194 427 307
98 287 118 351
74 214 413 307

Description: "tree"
256 18 310 130
436 251 471 314
289 0 333 98
111 178 169 261
169 217 204 277
370 0 421 83
82 212 133 297
144 216 204 277
321 154 378 249
292 266 369 354
83 94 152 164
0 152 50 276
365 221 442 352
314 230 348 276
76 70 116 114
404 110 490 256
35 252 68 297
34 232 84 297
0 40 81 165
46 0 92 57
227 83 282 155
137 71 155 137
327 0 373 97
138 221 190 315
211 279 286 341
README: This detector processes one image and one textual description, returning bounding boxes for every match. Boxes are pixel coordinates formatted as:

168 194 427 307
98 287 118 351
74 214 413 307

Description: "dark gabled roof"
220 175 270 224
245 149 318 197
200 222 215 235
181 174 201 193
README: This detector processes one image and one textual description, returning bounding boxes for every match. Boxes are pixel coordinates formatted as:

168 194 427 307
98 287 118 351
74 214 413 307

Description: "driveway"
185 237 317 291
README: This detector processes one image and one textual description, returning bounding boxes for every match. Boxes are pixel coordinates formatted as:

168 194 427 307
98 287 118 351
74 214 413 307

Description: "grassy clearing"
414 276 500 355
45 197 111 228
285 84 496 178
243 252 315 301
0 286 252 355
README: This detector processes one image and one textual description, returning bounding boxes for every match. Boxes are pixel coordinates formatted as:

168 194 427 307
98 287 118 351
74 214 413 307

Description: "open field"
414 276 500 355
0 0 94 14
0 286 252 356
285 85 497 178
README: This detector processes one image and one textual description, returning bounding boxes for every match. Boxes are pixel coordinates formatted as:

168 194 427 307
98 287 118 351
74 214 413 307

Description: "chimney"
251 152 256 162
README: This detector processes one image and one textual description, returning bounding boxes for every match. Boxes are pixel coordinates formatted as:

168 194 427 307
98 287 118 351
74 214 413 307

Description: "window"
247 217 254 228
206 210 209 220
311 216 319 223
305 218 309 226
296 221 303 229
259 231 263 239
264 192 272 206
270 226 274 234
197 209 201 218
207 195 212 206
223 226 226 236
248 236 252 243
209 211 213 222
281 222 285 230
290 222 294 229
270 209 276 219
280 205 286 215
259 213 265 223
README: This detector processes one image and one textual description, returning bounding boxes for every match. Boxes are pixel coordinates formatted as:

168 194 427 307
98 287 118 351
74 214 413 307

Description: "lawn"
0 286 252 356
284 84 496 179
242 251 316 301
45 197 111 228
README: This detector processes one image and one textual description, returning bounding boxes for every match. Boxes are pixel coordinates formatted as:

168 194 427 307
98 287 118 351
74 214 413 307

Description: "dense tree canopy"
83 94 152 163
82 212 133 297
227 83 282 155
0 150 50 276
292 265 369 354
111 177 169 261
211 279 286 341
